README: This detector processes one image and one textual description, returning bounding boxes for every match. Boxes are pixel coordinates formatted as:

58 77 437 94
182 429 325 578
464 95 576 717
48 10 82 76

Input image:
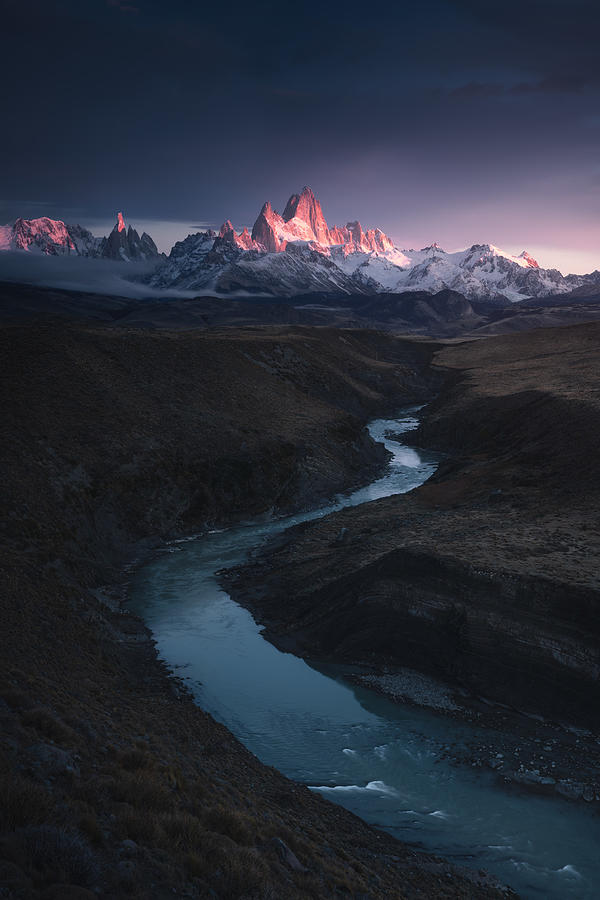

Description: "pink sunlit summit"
148 186 600 301
2 188 599 302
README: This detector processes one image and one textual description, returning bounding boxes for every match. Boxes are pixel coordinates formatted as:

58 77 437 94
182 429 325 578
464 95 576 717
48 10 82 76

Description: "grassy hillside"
0 317 509 898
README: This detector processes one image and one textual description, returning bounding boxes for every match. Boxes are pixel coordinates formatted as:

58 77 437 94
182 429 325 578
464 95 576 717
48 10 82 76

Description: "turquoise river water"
128 411 600 899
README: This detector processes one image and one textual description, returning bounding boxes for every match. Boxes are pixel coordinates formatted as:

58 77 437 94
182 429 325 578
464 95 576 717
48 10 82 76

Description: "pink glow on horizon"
76 216 598 276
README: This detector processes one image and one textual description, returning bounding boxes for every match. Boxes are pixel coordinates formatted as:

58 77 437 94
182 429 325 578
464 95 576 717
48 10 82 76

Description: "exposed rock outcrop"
282 186 331 244
150 186 598 299
0 212 162 262
99 212 161 261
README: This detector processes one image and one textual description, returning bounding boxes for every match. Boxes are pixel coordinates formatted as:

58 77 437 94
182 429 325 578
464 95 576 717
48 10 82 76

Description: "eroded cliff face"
227 322 600 731
238 539 599 725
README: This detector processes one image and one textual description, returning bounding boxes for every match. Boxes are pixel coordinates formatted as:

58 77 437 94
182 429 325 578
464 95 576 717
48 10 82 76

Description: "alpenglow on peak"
148 185 596 300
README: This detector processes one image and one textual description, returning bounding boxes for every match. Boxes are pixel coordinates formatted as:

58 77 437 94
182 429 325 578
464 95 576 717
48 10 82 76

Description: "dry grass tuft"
110 771 173 811
117 747 155 771
203 805 254 846
116 808 161 845
7 825 99 888
159 811 205 852
0 686 34 710
78 812 105 847
21 707 77 745
0 774 54 831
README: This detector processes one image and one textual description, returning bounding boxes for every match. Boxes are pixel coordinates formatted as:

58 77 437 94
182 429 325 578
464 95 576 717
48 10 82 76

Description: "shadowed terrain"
3 279 600 338
1 313 513 898
228 323 600 794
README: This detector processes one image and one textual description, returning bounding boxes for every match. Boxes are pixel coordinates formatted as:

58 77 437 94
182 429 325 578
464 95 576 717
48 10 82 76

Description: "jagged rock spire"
282 186 330 244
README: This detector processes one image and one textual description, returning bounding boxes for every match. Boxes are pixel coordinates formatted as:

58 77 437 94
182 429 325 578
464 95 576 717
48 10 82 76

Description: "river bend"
128 411 600 899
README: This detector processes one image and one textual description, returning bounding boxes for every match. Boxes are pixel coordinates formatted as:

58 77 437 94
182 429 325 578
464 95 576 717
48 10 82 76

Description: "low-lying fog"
0 251 198 299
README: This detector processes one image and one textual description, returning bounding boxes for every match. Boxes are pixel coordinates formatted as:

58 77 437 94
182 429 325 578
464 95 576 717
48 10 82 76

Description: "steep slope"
150 187 597 300
0 213 161 262
0 217 100 256
99 212 162 261
394 243 575 301
0 316 512 898
228 322 600 734
4 191 597 301
151 186 412 295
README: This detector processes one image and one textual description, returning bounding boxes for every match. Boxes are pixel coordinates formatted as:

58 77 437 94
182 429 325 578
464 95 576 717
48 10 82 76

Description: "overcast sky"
2 0 599 273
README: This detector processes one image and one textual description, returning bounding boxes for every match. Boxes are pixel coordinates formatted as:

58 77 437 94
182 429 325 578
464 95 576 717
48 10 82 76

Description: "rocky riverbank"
1 314 512 898
345 663 600 804
226 322 600 806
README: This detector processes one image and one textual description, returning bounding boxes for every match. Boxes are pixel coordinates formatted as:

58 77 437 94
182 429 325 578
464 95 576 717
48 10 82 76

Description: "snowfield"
3 189 597 301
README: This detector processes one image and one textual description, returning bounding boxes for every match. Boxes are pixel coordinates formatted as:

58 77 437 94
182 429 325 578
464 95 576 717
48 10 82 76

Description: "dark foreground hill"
0 318 511 898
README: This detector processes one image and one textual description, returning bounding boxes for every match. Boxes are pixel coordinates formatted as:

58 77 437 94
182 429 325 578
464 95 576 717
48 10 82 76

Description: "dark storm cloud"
449 83 506 100
107 0 141 12
451 0 600 91
1 0 599 271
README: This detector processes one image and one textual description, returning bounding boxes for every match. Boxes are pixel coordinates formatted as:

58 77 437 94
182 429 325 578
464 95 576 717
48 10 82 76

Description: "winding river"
127 411 600 899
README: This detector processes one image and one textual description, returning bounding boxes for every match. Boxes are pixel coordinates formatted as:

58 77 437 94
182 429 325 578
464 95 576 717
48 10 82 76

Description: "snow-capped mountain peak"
417 242 445 255
150 187 407 295
518 250 540 269
4 190 595 301
0 213 161 261
99 213 161 261
217 220 256 251
461 243 539 270
0 217 91 256
247 187 398 260
251 202 288 252
149 187 595 299
282 186 331 245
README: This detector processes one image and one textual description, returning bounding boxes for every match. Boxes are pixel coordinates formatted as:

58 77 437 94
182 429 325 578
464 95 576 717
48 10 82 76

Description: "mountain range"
0 212 162 262
148 187 599 301
2 189 599 301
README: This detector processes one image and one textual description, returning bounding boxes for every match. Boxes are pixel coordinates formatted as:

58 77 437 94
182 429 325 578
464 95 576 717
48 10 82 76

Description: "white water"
128 411 600 899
